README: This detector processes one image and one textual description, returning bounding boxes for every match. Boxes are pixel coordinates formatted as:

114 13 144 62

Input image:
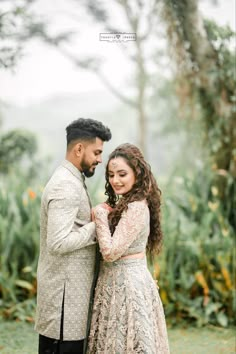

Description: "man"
35 118 112 354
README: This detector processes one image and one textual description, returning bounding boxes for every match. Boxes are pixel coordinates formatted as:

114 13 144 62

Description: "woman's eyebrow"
108 169 127 173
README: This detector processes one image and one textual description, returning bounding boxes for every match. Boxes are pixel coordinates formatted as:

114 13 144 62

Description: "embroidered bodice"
94 200 150 262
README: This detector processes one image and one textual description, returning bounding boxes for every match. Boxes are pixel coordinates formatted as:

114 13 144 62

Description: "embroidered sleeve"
46 180 96 255
94 201 148 262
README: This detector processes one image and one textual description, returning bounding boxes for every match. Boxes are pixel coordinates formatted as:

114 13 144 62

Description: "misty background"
1 0 234 184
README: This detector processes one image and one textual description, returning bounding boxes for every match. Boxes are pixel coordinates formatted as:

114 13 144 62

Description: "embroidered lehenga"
88 200 169 354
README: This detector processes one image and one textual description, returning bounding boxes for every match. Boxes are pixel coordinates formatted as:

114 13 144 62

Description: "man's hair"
66 118 112 147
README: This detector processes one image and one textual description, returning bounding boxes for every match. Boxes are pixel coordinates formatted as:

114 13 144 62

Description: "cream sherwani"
35 159 96 341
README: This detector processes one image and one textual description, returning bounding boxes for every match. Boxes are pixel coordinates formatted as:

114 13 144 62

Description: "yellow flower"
211 186 218 196
222 228 229 237
217 169 228 176
211 163 217 170
160 289 168 305
189 196 197 212
28 188 36 200
23 198 28 206
221 267 232 289
195 271 209 296
153 262 160 279
208 201 219 211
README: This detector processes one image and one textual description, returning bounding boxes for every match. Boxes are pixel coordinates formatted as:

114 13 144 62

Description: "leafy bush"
0 170 234 327
0 129 37 174
152 169 235 327
0 174 41 321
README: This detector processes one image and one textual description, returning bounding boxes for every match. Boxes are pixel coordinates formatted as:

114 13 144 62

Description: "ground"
0 320 235 354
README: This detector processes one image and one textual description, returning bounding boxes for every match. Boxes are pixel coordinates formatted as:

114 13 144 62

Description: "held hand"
91 208 95 221
93 203 113 216
93 203 113 220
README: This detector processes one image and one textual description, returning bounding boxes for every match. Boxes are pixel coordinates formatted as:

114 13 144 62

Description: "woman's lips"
113 186 123 191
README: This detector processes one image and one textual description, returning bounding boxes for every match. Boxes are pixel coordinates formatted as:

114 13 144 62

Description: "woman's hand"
91 203 113 221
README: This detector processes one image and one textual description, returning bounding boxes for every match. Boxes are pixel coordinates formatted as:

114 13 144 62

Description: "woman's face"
108 157 136 195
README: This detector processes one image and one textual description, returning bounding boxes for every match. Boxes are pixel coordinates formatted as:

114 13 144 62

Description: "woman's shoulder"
127 200 148 212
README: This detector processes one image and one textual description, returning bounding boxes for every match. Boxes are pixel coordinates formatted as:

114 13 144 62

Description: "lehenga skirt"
87 257 169 354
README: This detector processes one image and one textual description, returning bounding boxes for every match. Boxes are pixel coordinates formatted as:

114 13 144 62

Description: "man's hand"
91 208 95 221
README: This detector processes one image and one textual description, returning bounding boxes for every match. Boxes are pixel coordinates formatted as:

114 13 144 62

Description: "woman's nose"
113 175 119 183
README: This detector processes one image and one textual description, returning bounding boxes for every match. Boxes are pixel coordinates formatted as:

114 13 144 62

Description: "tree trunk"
162 0 236 200
136 36 147 156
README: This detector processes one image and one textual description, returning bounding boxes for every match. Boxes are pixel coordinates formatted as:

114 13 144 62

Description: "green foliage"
152 170 235 327
201 19 236 134
0 0 39 68
0 124 50 321
195 19 236 220
205 19 235 45
163 0 236 209
0 174 40 321
0 169 234 327
0 0 72 69
0 129 37 174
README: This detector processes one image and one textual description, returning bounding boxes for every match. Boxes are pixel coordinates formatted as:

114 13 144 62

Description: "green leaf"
15 280 34 291
21 266 33 273
216 312 228 327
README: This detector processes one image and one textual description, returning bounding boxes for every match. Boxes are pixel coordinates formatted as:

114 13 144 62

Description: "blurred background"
0 0 235 353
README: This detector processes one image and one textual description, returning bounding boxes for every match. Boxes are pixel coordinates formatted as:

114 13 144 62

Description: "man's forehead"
88 137 104 150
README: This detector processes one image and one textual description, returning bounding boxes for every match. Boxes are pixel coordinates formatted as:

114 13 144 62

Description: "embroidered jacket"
35 160 96 340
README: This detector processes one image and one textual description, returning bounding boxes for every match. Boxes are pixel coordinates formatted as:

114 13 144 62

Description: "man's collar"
61 159 85 182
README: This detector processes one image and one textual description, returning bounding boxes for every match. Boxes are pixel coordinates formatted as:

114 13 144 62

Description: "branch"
58 46 138 109
95 70 138 108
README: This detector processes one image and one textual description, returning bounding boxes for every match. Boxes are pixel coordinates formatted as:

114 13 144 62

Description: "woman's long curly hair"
105 143 163 254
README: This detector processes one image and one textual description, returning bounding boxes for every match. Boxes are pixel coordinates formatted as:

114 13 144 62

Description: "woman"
88 143 169 353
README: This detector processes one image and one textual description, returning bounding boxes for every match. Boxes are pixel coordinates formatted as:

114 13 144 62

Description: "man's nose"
97 155 102 163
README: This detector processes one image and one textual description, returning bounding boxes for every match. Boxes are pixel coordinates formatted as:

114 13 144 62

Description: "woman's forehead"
108 157 130 170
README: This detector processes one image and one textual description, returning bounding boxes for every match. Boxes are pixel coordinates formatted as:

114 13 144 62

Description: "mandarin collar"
61 159 85 182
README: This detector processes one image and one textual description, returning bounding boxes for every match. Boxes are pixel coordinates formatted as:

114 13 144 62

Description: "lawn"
0 320 235 354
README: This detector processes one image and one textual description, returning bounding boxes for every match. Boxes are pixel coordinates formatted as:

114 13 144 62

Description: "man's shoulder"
51 163 82 183
43 165 83 197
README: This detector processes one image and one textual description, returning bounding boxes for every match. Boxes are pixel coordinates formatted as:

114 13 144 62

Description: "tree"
0 129 37 174
0 0 71 175
0 0 71 69
59 0 161 156
161 0 236 211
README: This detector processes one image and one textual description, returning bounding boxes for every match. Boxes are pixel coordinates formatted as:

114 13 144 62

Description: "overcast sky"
0 0 235 106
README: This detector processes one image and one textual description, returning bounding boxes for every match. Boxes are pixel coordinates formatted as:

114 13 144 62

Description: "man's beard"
81 160 98 178
84 169 95 178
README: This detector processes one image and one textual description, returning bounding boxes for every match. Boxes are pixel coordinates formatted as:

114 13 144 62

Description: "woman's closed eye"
109 173 127 178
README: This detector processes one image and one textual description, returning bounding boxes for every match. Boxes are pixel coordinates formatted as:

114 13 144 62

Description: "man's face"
80 138 104 177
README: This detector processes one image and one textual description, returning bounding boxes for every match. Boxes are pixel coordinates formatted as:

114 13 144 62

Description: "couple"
35 118 169 354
